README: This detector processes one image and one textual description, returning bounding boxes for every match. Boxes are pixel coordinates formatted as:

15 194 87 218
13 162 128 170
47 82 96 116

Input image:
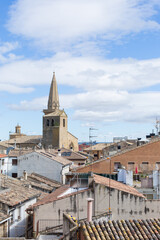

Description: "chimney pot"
23 170 27 180
87 198 94 222
58 149 61 156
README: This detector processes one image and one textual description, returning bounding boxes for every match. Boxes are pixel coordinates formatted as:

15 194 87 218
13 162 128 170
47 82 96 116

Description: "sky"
1 0 160 142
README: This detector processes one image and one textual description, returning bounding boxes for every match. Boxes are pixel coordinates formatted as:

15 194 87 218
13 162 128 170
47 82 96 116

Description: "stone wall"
0 221 8 237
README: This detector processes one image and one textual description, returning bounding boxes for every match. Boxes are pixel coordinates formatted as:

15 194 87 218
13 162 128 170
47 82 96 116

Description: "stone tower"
43 72 68 149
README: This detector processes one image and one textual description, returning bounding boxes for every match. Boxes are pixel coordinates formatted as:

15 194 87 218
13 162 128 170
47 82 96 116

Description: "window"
141 162 149 172
156 162 160 170
63 119 65 127
128 162 135 171
17 207 21 220
12 173 17 178
2 159 4 165
46 119 49 126
51 119 55 126
114 162 121 171
12 159 17 166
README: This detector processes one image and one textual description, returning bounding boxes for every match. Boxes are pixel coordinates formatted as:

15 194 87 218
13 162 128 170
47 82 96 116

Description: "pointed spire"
48 72 60 111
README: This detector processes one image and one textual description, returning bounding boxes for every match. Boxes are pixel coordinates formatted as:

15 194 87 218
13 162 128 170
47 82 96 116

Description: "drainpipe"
87 198 94 222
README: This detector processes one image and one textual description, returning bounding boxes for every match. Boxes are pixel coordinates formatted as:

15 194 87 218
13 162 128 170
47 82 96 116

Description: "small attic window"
46 119 49 126
63 119 65 127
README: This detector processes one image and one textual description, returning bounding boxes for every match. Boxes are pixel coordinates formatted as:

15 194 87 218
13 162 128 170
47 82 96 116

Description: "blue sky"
1 0 160 142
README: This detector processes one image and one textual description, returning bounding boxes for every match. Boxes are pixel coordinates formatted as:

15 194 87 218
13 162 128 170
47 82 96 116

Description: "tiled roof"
20 172 62 192
43 109 66 117
81 219 160 240
0 154 7 158
17 150 72 166
28 173 62 188
31 185 90 208
0 142 12 148
38 151 71 165
93 174 145 198
0 174 40 207
83 143 112 151
50 148 87 161
31 185 69 208
0 135 42 145
8 148 33 157
76 138 160 173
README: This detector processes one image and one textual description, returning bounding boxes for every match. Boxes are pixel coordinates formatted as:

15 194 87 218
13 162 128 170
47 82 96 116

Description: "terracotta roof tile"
31 185 90 208
0 154 7 158
93 174 145 198
31 185 69 208
0 174 40 207
81 219 160 239
1 135 42 145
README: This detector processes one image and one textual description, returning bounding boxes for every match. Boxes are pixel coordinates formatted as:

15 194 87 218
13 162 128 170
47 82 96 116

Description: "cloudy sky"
1 0 160 142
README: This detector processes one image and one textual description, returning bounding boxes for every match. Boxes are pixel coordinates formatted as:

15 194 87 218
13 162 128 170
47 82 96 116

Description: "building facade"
18 150 71 183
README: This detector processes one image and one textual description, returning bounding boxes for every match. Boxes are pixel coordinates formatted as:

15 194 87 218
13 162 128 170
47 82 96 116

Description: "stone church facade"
42 72 78 151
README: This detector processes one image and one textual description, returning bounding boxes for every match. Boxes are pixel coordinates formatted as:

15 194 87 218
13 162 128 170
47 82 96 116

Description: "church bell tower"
43 72 68 149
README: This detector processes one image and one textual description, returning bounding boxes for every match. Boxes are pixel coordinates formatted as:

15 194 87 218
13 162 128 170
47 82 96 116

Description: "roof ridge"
74 138 160 171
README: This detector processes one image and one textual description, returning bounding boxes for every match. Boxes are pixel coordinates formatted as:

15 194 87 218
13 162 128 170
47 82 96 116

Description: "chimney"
58 149 61 156
87 198 94 222
23 170 27 180
88 172 94 186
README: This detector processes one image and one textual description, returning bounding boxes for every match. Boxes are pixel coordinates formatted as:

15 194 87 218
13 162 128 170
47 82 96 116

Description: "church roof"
48 72 60 111
0 135 42 145
43 109 67 117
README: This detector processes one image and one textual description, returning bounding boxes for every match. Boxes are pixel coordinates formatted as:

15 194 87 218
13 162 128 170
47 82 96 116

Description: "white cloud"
0 41 22 64
7 0 160 51
0 83 33 93
9 96 47 110
1 54 160 92
8 90 160 123
0 42 19 54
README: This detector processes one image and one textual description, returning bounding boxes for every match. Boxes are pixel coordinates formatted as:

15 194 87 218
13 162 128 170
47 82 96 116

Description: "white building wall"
9 198 36 237
0 157 18 177
18 152 68 183
61 165 70 184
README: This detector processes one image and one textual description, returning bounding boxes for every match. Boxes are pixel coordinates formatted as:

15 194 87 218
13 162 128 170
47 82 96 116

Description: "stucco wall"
9 198 36 237
94 183 160 220
18 152 64 182
33 189 93 233
33 183 160 234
